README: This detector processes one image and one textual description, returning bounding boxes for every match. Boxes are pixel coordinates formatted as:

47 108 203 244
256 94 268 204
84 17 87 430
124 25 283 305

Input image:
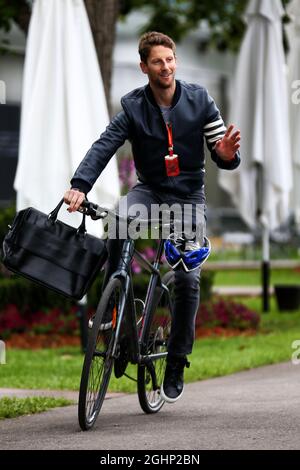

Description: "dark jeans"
103 182 206 357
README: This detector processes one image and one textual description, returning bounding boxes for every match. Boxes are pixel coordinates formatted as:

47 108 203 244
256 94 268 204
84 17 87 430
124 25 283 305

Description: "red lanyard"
164 122 180 177
166 123 174 156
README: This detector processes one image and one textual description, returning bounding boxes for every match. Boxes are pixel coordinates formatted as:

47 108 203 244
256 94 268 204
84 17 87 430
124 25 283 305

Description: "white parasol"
14 0 120 236
287 0 300 230
218 0 293 310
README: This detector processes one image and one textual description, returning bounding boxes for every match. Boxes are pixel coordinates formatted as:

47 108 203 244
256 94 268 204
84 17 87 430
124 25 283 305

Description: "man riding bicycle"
64 31 241 404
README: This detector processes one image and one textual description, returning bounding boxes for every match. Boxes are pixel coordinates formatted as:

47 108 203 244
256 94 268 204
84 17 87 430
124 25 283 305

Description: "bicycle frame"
109 236 170 366
78 200 175 429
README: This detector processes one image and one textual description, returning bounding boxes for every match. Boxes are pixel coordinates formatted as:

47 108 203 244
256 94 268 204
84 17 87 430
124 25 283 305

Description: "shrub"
200 271 214 302
196 298 260 331
0 304 27 337
0 205 16 247
0 297 260 340
0 304 80 339
0 223 215 337
0 266 214 314
0 275 74 312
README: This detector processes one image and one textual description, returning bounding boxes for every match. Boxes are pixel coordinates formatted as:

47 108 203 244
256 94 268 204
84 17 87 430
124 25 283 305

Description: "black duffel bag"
2 199 107 300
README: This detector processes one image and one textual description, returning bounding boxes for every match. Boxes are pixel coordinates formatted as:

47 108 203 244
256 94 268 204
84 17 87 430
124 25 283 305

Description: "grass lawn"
0 396 74 420
185 295 300 382
0 347 84 390
186 321 300 383
213 268 300 286
1 297 300 394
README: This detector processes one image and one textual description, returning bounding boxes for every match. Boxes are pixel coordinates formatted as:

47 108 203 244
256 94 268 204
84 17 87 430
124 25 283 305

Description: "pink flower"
119 157 136 190
197 299 260 330
0 304 26 330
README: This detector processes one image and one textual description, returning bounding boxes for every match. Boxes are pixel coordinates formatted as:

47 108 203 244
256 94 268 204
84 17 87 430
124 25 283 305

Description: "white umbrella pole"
261 215 270 312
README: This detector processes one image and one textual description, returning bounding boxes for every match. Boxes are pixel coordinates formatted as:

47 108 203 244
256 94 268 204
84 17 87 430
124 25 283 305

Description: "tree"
0 0 292 112
84 0 120 115
0 0 31 35
0 0 119 114
121 0 291 52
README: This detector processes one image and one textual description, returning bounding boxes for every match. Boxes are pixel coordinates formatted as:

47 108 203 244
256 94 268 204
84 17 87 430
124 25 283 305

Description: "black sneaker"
160 355 190 403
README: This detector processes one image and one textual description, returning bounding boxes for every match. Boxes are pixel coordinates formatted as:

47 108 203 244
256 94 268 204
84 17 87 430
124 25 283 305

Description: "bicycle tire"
137 270 174 414
78 277 123 430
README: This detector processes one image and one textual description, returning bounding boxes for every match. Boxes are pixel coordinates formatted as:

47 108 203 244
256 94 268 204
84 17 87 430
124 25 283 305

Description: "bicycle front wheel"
137 271 174 413
78 278 123 430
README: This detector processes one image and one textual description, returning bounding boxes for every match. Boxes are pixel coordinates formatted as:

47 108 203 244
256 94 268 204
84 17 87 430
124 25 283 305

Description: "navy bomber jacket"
71 80 240 196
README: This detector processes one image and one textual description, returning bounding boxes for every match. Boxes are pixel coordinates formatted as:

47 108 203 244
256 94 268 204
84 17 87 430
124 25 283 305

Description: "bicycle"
77 200 175 431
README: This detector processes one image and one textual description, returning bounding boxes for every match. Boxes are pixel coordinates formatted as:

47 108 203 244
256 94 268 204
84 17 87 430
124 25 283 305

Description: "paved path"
0 388 123 402
1 361 300 450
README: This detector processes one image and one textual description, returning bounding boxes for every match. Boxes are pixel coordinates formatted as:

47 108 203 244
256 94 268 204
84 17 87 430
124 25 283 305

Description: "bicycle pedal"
114 356 129 379
114 337 129 378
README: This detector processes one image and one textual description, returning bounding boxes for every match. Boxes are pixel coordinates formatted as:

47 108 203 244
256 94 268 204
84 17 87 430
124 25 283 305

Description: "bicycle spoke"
78 278 122 430
137 271 174 413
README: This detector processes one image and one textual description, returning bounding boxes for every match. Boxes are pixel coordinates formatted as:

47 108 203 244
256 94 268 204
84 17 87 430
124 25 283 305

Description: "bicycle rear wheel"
78 278 122 430
137 271 174 413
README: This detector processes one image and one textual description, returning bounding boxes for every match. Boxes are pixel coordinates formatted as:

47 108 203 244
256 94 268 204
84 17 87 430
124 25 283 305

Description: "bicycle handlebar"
79 200 172 227
79 200 111 220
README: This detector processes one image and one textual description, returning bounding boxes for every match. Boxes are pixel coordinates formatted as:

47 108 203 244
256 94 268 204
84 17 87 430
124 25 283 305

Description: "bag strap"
48 198 86 235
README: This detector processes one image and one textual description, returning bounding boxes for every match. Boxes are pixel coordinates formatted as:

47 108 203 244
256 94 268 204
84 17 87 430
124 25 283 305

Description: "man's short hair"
138 31 176 64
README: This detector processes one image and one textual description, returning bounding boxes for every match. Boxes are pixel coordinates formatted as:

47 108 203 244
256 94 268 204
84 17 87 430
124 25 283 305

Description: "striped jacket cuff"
204 118 226 148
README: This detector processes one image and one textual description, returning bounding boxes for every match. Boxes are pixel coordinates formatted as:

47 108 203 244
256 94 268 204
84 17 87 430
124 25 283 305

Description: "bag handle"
48 199 86 235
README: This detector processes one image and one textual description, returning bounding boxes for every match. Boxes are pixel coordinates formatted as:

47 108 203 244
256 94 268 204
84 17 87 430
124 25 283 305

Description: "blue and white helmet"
164 234 211 272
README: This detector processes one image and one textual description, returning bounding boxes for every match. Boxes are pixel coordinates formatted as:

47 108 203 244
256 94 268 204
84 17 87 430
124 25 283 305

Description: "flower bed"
0 304 81 340
0 291 260 344
5 333 81 349
196 298 260 333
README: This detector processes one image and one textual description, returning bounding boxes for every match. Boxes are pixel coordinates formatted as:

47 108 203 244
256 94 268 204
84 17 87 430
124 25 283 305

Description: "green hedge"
200 270 215 301
0 275 74 313
0 269 214 313
0 205 215 311
0 205 16 246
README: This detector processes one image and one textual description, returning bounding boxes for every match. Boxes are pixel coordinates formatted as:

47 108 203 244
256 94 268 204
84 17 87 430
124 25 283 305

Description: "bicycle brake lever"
78 206 88 215
91 208 108 220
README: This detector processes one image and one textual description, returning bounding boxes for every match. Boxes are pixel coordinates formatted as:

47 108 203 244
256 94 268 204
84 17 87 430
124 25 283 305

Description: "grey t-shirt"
159 105 171 124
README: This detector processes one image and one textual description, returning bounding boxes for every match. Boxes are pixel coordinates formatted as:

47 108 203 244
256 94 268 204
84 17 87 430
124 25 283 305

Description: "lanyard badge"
164 123 180 177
